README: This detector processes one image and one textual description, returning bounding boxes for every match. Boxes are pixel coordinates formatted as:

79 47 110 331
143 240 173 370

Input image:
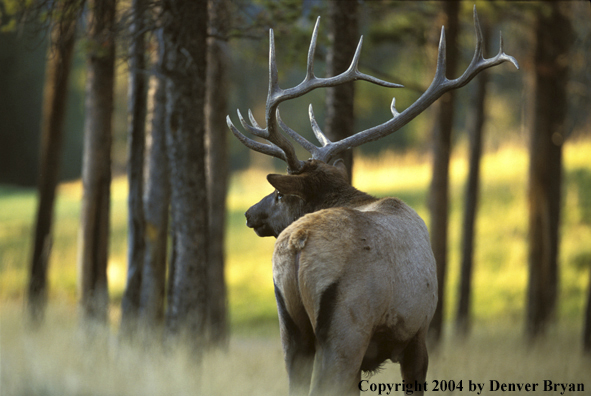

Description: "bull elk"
227 8 518 396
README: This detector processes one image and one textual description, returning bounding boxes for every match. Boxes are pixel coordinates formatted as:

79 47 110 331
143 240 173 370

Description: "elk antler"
227 6 519 172
226 16 402 173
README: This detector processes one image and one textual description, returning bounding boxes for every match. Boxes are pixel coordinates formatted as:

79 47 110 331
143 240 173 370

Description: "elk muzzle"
245 193 277 237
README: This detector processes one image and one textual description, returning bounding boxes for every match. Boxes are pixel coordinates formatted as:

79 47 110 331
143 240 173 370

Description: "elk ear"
332 159 349 180
267 174 307 199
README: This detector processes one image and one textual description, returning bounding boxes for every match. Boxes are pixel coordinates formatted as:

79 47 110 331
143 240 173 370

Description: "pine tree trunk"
77 0 116 323
428 1 459 345
324 0 357 181
456 23 490 337
205 0 230 347
161 0 209 346
526 2 571 339
28 7 77 325
584 265 591 354
139 39 170 331
121 0 148 336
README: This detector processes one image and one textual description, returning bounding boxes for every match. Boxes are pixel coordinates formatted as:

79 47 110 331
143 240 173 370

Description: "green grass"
1 140 590 395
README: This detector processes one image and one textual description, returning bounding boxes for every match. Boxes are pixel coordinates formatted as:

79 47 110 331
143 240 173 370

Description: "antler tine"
277 109 318 155
348 36 364 75
473 6 484 58
226 115 287 162
496 32 519 70
238 109 267 138
248 109 262 129
433 26 447 85
268 28 279 96
278 104 330 153
308 105 331 147
451 6 519 89
390 98 400 117
350 37 405 89
306 17 321 80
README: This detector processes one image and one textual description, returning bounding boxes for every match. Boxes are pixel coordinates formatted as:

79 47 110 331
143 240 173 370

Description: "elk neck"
313 183 378 211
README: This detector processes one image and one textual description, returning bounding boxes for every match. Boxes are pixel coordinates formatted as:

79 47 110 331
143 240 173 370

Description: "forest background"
1 1 590 395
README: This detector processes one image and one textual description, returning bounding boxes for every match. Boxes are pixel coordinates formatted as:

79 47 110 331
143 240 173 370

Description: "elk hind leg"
275 284 315 395
399 330 429 396
309 283 368 396
309 339 365 396
285 339 314 396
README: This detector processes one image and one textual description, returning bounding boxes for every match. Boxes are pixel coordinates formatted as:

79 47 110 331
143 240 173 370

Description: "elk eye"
276 192 284 201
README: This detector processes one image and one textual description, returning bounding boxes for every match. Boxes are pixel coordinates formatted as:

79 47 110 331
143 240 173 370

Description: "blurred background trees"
427 0 460 345
120 0 149 335
526 1 573 340
27 0 81 325
1 0 589 352
206 0 231 347
77 0 117 324
323 0 358 181
3 1 589 180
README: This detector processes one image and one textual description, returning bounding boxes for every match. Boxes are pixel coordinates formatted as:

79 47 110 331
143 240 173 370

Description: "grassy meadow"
1 139 590 395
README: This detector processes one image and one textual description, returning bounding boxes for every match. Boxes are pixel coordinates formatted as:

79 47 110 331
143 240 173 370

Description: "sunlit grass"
352 149 432 196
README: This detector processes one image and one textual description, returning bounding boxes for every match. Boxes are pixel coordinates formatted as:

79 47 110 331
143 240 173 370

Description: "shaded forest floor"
1 139 591 394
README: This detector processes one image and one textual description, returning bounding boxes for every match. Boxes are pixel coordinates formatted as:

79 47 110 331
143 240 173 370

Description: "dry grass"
2 304 589 396
1 304 287 396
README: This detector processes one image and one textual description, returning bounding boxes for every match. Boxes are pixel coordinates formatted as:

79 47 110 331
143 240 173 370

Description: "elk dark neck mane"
288 160 378 211
314 183 377 211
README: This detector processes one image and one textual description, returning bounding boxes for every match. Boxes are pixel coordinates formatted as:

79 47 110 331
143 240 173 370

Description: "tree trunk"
139 36 170 331
28 6 77 325
456 23 490 338
526 2 571 340
428 1 459 345
161 0 209 347
77 0 116 323
121 0 149 336
205 0 230 347
584 264 591 354
323 0 357 182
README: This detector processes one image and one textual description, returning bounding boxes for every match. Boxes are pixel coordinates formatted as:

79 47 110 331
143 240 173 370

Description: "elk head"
228 7 519 236
245 159 373 237
245 190 305 238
